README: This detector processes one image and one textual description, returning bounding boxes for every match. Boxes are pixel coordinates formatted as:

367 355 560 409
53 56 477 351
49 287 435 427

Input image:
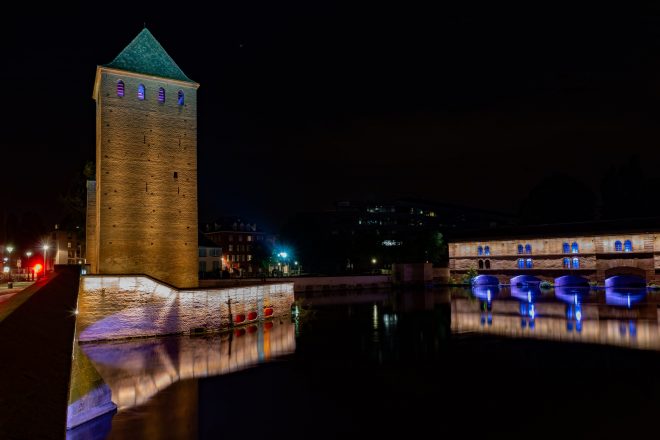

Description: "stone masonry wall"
94 68 198 288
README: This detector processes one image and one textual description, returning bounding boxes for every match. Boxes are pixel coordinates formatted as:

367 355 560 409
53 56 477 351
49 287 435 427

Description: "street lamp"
6 246 13 282
26 251 32 280
43 245 49 277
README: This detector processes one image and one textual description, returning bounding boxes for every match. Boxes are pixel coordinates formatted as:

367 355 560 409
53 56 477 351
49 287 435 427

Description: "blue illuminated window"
563 242 569 253
525 244 532 254
563 257 570 268
158 87 165 103
117 80 125 97
571 242 579 253
624 240 632 252
484 246 490 256
178 90 185 106
526 258 533 269
518 258 525 269
572 257 579 269
518 244 524 254
615 240 622 252
138 84 145 100
477 246 483 256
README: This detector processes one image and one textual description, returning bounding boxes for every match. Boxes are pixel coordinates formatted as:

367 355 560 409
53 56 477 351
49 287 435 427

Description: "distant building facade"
202 218 275 276
86 29 199 287
198 234 222 278
51 226 85 266
449 223 660 283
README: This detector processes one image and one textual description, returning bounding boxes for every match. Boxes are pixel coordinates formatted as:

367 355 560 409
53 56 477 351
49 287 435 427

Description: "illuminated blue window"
571 242 578 253
518 258 525 269
563 257 570 268
526 258 533 269
615 240 622 251
572 257 579 269
138 84 145 100
525 244 532 254
518 244 524 254
562 242 569 253
158 87 165 103
178 90 185 106
117 80 125 97
477 246 483 256
624 240 632 252
484 246 490 256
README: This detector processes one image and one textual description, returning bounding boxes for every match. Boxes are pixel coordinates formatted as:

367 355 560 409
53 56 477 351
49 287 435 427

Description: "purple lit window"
117 80 125 97
158 87 165 103
138 84 145 100
177 90 184 106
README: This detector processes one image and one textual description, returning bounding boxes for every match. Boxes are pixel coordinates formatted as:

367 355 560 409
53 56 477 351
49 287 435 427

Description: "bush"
461 268 478 285
539 280 553 289
648 283 660 290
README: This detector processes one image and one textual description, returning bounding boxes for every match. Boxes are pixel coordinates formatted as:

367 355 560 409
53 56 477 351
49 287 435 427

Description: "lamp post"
43 245 49 278
26 251 32 281
6 246 13 282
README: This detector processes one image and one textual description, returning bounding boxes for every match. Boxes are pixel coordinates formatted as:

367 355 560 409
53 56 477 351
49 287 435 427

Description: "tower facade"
88 29 199 287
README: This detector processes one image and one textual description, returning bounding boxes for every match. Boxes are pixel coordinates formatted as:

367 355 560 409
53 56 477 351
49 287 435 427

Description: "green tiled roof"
105 28 194 83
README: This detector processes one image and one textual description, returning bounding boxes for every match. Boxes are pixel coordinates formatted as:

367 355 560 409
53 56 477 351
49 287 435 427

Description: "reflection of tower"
87 29 199 287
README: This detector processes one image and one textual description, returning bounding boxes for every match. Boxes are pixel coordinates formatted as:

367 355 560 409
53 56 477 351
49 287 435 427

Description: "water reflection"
81 320 295 412
453 286 660 350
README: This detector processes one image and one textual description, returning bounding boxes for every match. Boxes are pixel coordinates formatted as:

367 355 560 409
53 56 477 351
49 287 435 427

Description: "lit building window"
563 242 569 253
117 80 125 97
571 242 579 253
484 246 490 256
178 90 185 106
247 255 252 261
572 257 580 269
525 244 532 254
526 258 533 269
518 244 524 254
247 236 252 242
228 245 233 252
615 240 622 252
518 258 525 269
158 87 165 102
563 257 570 268
624 240 632 252
138 84 145 100
478 246 483 256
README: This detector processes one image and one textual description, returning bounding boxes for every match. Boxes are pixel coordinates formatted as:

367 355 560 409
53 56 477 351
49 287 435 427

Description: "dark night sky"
3 1 660 231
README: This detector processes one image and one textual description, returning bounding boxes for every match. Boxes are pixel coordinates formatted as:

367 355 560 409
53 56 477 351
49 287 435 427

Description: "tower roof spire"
105 28 194 83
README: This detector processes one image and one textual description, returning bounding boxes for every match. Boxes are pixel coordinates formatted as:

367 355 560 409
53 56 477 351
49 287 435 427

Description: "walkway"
0 267 80 439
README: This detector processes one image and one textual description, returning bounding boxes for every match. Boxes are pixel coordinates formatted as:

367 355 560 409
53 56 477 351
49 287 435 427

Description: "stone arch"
604 266 646 280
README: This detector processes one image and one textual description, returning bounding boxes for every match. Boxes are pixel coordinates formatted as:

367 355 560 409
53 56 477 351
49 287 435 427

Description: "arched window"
571 242 579 253
526 258 533 269
624 240 632 252
485 260 491 269
177 90 185 106
478 260 484 269
117 80 125 97
138 84 145 100
525 244 532 254
563 257 570 269
572 257 580 269
615 240 622 252
517 244 524 254
484 246 490 256
477 246 483 256
562 242 570 253
158 87 166 102
518 258 525 269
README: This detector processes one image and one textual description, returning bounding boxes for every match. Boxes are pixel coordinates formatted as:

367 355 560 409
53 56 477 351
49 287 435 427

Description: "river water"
80 286 660 439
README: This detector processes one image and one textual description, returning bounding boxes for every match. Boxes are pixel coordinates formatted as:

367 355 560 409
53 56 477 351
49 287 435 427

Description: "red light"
34 264 43 273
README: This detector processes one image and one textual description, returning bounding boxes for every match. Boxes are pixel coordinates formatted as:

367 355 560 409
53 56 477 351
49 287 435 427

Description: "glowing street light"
43 244 49 277
6 246 13 282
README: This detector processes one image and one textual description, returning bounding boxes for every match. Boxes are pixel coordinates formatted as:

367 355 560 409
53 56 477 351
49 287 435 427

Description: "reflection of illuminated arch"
605 287 646 307
471 285 500 301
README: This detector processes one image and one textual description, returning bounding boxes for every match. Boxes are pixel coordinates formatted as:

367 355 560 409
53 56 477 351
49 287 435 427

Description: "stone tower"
87 29 199 287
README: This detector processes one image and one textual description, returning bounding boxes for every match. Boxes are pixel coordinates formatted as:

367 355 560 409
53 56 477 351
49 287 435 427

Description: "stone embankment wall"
76 275 294 342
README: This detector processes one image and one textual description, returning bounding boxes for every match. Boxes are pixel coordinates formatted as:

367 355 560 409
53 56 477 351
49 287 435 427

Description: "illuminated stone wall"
76 275 294 342
449 233 658 282
91 68 199 288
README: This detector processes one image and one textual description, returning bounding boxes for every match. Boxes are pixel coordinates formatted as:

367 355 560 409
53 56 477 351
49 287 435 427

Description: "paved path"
0 267 80 439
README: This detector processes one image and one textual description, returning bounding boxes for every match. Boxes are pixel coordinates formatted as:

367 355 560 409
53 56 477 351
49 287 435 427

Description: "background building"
86 29 199 287
449 219 660 283
51 225 85 266
198 233 222 279
202 217 275 276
